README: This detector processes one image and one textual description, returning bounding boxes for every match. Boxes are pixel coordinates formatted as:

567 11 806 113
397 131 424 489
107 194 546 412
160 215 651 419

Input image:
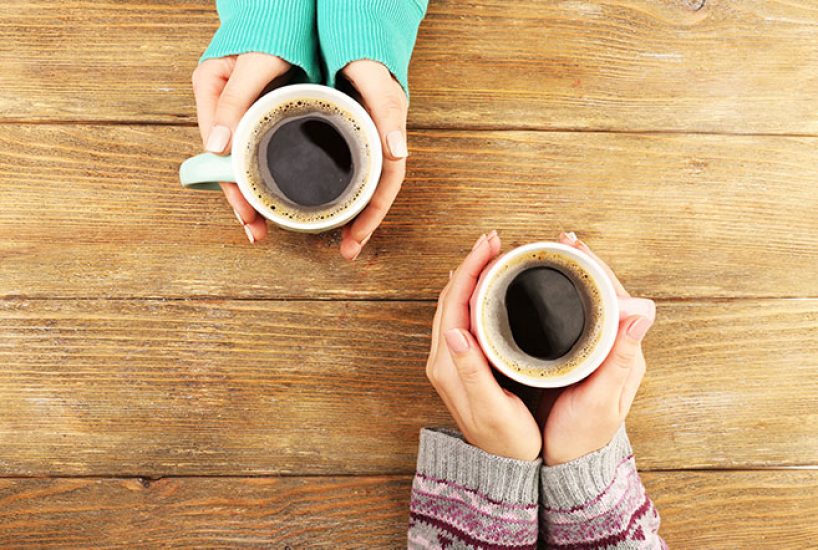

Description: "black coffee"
505 267 585 360
260 115 354 207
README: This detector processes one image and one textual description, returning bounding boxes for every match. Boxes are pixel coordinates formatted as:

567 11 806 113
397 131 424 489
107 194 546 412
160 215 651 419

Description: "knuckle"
456 362 481 383
191 66 205 88
425 363 437 384
612 344 637 367
219 91 242 109
381 94 406 117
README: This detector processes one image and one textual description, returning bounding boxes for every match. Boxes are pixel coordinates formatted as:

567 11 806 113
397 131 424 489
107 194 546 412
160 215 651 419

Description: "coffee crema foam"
479 250 606 378
240 99 372 223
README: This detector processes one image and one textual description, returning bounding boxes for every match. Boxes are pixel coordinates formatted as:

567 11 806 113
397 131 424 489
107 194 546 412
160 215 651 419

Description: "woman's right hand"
425 231 542 461
191 52 292 244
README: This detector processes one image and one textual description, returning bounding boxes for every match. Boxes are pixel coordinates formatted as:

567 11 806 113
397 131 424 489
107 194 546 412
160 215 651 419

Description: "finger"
192 57 234 145
444 328 505 407
340 158 405 259
584 316 653 409
619 347 646 417
618 297 656 323
558 232 629 297
219 183 268 243
428 286 471 428
207 53 290 153
442 231 501 329
429 281 451 362
344 60 409 161
219 183 259 226
244 216 268 243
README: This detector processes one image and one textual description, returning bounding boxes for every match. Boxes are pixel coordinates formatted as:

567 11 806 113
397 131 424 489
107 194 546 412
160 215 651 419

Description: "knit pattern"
317 0 428 94
539 455 665 549
409 428 541 549
408 427 666 549
200 0 428 95
201 0 321 83
410 473 539 549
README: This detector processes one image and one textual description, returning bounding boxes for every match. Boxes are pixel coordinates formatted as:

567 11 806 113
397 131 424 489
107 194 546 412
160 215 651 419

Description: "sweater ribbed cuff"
416 428 541 505
540 424 633 509
201 0 320 83
318 0 428 96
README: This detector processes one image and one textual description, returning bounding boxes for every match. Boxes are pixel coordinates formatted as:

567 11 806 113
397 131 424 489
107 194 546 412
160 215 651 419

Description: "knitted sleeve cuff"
201 0 320 83
416 428 541 505
317 0 428 96
540 424 633 509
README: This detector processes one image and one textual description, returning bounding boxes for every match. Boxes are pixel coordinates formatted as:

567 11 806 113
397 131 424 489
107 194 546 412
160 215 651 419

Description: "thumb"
345 61 409 160
206 53 290 154
369 85 409 161
588 315 653 396
587 315 652 393
444 328 503 405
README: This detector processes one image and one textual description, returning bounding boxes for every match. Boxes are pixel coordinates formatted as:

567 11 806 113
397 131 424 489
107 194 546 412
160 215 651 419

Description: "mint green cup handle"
179 153 235 191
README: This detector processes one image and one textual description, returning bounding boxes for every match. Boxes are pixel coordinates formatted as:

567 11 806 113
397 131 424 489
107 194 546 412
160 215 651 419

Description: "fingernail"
627 317 652 341
206 125 230 153
386 130 408 158
233 208 244 225
449 270 453 280
360 234 372 248
564 231 578 243
444 329 470 354
350 243 363 261
243 224 255 244
472 234 487 250
487 229 498 240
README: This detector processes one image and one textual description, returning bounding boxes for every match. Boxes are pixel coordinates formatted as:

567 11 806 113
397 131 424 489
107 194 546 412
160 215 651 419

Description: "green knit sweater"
201 0 428 95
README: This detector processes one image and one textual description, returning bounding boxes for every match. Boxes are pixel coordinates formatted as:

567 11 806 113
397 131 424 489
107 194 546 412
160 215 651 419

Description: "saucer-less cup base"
470 242 621 388
179 84 383 234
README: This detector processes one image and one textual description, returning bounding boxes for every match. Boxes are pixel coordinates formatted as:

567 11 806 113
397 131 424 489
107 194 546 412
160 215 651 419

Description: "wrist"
540 424 633 509
317 0 428 96
418 428 542 504
202 0 320 83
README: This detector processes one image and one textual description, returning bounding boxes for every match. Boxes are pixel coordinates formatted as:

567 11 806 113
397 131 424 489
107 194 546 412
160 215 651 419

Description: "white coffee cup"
179 84 382 233
470 242 653 388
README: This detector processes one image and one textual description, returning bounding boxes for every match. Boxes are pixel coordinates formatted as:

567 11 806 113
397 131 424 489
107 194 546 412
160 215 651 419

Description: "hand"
192 53 292 244
426 232 542 461
539 232 656 465
338 60 409 261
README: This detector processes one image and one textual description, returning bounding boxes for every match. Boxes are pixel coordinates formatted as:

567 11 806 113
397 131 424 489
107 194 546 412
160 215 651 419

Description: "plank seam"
3 120 818 139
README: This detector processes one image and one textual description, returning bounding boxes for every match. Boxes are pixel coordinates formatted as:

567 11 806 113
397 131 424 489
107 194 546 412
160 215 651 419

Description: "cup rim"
472 242 620 388
230 84 383 232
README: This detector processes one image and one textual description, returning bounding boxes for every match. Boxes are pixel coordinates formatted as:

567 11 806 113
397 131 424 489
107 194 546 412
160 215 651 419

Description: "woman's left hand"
539 233 655 465
338 60 409 261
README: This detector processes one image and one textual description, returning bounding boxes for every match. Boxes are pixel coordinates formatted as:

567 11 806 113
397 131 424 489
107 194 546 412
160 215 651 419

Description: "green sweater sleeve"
201 0 321 83
317 0 428 95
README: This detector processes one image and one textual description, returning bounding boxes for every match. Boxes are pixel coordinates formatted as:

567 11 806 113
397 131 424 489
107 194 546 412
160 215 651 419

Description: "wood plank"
643 471 818 549
3 1 818 133
0 476 411 547
0 471 816 547
1 299 815 475
1 125 816 299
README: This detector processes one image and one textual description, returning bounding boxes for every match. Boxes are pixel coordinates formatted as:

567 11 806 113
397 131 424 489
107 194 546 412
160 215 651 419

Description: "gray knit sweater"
408 425 666 549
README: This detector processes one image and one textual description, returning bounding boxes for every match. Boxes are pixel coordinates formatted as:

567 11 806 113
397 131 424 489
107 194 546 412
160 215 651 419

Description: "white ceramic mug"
179 84 382 233
470 242 654 388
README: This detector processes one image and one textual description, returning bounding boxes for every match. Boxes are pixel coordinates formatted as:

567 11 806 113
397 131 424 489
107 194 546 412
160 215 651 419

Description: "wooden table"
1 1 817 547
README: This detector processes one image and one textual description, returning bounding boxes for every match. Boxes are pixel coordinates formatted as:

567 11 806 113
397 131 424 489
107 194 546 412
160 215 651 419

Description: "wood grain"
0 472 816 548
0 476 411 547
1 125 816 299
4 1 818 133
1 298 815 476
